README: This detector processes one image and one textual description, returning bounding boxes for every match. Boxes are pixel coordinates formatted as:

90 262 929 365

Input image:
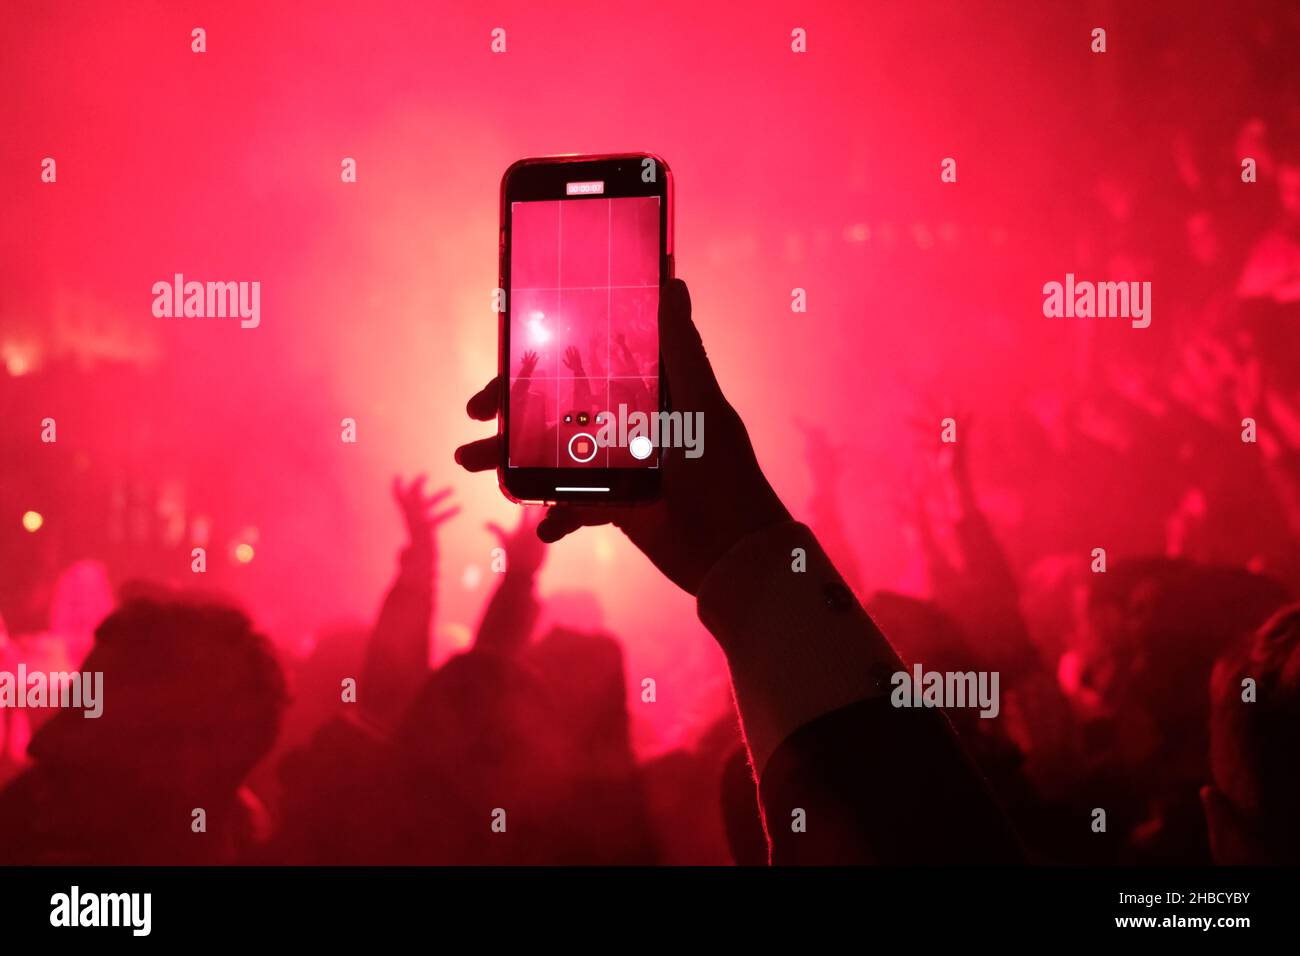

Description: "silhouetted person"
522 626 660 864
0 596 287 864
360 475 457 731
387 649 567 864
270 474 455 863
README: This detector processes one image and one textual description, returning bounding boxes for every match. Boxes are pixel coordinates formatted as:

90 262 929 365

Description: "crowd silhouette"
3 255 1299 864
5 19 1300 861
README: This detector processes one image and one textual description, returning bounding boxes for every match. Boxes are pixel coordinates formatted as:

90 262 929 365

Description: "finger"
537 508 581 543
484 521 509 545
536 505 611 543
454 437 499 472
429 506 460 525
425 485 453 507
659 278 722 410
409 474 429 500
467 377 502 421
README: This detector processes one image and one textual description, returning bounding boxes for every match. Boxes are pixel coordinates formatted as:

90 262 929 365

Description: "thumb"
660 278 723 410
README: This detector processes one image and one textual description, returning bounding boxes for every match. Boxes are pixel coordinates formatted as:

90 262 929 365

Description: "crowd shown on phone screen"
4 39 1300 867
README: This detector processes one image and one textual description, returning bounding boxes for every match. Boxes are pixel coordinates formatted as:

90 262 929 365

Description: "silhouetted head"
293 623 366 709
29 596 288 794
1203 603 1300 864
393 650 560 798
524 626 632 773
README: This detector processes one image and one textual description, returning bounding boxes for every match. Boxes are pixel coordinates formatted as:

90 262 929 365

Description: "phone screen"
506 195 661 471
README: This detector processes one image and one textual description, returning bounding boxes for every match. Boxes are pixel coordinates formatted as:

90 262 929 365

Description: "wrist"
705 490 791 583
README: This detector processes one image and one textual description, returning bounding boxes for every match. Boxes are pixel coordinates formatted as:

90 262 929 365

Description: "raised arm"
456 279 1023 864
473 508 547 656
359 476 457 730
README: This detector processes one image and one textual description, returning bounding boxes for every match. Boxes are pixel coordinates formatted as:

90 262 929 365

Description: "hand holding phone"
457 278 792 595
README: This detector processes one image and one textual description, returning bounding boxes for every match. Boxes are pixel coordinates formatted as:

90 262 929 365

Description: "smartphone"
497 153 673 504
